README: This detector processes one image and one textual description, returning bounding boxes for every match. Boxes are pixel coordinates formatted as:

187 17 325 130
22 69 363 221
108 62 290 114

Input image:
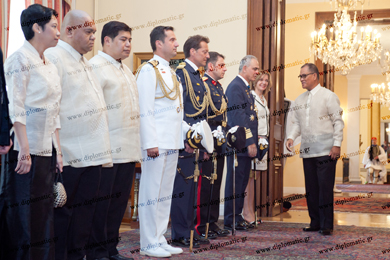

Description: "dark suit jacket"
176 61 208 126
225 76 258 157
0 48 11 145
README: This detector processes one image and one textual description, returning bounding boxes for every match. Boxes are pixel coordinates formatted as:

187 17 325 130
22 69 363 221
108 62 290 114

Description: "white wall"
90 0 248 86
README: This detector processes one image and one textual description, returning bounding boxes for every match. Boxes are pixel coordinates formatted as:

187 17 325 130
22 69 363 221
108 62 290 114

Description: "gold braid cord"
202 81 227 119
135 61 182 107
176 63 208 118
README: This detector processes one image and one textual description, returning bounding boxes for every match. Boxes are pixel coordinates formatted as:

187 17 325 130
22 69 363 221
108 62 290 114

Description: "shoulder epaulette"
147 60 159 67
176 62 187 70
202 76 208 82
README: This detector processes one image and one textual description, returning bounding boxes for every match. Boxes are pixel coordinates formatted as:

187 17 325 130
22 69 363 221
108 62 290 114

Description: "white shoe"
140 247 172 258
333 188 342 193
160 244 183 255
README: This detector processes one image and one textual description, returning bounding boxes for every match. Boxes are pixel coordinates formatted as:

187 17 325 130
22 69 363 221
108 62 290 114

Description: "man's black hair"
101 21 132 46
150 26 174 52
205 51 225 70
183 35 209 58
301 63 320 80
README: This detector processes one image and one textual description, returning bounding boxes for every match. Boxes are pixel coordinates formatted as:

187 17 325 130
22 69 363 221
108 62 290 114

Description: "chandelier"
370 83 390 108
310 0 382 75
329 0 366 13
380 50 390 82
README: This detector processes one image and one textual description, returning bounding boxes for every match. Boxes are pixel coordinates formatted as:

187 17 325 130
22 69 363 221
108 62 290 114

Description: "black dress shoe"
199 230 218 239
194 234 210 244
244 220 255 229
319 229 333 236
303 226 320 232
109 254 133 260
171 237 200 248
211 227 230 237
224 222 248 231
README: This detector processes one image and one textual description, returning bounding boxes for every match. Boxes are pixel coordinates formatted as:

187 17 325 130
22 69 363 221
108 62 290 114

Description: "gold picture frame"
132 52 185 74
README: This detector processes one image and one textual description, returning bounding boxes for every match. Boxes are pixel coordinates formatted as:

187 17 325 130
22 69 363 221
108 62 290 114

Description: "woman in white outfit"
243 72 271 225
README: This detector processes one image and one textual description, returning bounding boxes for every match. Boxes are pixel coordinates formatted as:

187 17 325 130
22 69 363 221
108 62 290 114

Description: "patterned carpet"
336 184 390 194
116 222 390 259
290 195 390 214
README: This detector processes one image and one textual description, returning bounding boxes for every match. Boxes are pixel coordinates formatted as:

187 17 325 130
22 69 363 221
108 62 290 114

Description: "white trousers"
138 149 178 251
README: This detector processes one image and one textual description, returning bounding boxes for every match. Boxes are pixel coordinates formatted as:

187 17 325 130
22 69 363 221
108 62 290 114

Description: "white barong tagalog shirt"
5 41 61 156
45 40 112 167
90 51 142 163
287 84 344 158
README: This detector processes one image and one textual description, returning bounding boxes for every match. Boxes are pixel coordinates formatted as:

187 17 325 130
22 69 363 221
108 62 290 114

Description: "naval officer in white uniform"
136 25 192 258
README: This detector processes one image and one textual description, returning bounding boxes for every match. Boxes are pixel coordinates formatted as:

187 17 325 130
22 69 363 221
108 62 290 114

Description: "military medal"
250 115 255 121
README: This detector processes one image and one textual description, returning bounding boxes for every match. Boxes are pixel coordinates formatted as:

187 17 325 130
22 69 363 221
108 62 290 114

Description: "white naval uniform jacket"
136 54 189 150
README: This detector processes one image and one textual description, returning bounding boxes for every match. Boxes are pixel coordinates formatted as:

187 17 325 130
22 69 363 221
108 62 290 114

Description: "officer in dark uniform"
224 55 259 231
171 35 211 248
194 52 230 239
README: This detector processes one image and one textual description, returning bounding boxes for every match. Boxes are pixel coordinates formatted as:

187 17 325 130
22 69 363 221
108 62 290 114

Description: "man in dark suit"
0 47 15 260
224 55 259 231
195 51 230 239
171 35 211 248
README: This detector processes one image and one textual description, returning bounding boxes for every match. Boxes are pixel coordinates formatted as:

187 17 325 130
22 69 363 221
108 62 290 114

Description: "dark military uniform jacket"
225 76 258 157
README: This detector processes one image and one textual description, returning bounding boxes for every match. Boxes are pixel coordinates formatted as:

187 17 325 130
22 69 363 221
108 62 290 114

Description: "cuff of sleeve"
13 116 26 126
333 140 342 147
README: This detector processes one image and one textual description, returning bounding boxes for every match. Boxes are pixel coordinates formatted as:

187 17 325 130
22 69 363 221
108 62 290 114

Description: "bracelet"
56 150 63 156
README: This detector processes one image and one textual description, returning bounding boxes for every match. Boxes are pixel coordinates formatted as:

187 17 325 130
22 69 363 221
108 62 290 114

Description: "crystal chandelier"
370 83 390 108
329 0 366 13
310 0 382 75
380 50 390 82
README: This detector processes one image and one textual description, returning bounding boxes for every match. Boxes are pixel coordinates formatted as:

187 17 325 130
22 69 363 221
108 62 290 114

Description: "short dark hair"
101 21 132 46
150 26 174 52
301 63 320 80
205 51 225 69
20 4 58 41
183 35 210 58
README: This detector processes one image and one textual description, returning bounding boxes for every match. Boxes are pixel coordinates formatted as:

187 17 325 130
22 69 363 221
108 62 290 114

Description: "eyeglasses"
298 73 314 79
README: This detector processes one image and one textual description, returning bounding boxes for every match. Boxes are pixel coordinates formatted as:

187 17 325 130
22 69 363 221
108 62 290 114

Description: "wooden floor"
119 190 390 233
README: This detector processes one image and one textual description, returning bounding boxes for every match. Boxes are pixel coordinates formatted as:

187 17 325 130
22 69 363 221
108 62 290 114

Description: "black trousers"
86 162 135 259
195 155 225 233
303 155 337 230
54 165 101 260
224 155 251 226
0 143 56 260
171 151 205 240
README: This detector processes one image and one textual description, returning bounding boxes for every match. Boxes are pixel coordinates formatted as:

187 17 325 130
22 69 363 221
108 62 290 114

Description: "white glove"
190 122 201 139
212 126 225 141
258 137 268 146
228 126 239 134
